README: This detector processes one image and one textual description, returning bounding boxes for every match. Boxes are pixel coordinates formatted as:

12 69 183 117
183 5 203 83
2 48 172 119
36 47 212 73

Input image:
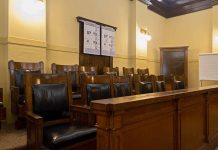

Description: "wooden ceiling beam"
141 0 218 18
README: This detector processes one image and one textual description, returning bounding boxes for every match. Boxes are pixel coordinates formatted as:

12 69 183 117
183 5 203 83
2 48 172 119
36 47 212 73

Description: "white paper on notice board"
199 53 218 81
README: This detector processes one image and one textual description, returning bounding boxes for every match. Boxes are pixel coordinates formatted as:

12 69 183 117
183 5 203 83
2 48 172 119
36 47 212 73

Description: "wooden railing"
91 85 218 150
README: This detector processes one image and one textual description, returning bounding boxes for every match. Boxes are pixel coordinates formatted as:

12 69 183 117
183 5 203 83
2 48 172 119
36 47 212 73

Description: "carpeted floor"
0 122 27 150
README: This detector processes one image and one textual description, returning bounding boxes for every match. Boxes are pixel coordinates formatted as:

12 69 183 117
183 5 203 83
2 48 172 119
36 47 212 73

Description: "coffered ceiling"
139 0 218 18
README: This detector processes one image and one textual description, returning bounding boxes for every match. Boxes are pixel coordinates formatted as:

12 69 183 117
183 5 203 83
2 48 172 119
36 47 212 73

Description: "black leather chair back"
32 83 69 121
156 81 166 92
139 82 153 94
87 83 111 105
113 83 131 97
174 81 185 90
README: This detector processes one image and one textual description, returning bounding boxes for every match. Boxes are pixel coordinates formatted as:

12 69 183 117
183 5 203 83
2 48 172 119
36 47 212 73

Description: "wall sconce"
13 0 45 24
140 28 152 41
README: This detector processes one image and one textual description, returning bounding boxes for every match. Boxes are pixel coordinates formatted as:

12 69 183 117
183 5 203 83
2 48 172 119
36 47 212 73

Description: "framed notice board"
77 16 117 74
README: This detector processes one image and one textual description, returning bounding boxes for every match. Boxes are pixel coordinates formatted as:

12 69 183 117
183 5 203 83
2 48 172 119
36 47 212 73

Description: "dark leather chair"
71 75 111 126
25 73 96 150
81 75 111 106
172 75 185 90
0 88 6 129
137 68 149 76
111 76 132 97
155 75 166 92
103 67 119 76
51 63 82 104
123 67 135 93
8 60 44 128
135 75 154 94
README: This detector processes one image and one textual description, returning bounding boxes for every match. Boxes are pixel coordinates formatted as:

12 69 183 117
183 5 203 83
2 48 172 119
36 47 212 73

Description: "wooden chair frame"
51 63 79 74
79 66 97 74
25 73 72 149
172 75 186 90
103 67 119 76
123 67 134 76
155 75 166 92
0 88 6 129
137 68 149 76
135 75 156 94
25 73 96 150
111 76 132 97
8 60 44 128
51 63 80 91
81 75 111 106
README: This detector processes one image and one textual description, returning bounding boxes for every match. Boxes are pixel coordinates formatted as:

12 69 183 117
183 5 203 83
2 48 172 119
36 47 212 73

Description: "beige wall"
1 0 47 122
212 5 218 52
136 1 166 74
46 0 131 74
0 0 8 113
165 9 212 88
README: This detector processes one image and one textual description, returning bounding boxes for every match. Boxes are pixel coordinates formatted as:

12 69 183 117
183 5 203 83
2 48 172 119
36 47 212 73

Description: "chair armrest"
26 111 44 150
70 105 95 126
10 86 19 91
26 111 43 123
71 105 91 113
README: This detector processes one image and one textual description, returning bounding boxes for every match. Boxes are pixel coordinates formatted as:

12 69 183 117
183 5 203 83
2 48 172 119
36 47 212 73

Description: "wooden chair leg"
15 118 26 129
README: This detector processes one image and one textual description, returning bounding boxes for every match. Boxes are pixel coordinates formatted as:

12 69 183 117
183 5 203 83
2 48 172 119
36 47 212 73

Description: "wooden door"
160 46 188 89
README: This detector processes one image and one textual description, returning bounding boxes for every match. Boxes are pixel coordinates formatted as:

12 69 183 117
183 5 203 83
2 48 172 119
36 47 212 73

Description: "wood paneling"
78 19 113 75
139 0 218 18
92 86 218 150
179 95 207 150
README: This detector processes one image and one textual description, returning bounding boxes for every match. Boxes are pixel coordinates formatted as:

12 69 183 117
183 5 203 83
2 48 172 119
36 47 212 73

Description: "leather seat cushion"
139 82 153 94
156 81 166 92
32 83 69 121
113 83 131 97
72 92 81 100
43 124 96 150
14 69 40 95
87 84 111 105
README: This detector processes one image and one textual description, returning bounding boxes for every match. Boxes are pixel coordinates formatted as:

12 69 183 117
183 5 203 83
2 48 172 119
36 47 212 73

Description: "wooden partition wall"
91 86 218 150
